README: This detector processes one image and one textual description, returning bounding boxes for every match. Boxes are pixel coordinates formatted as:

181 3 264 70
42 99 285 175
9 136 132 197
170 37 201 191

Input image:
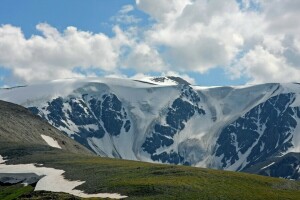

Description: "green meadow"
1 143 300 200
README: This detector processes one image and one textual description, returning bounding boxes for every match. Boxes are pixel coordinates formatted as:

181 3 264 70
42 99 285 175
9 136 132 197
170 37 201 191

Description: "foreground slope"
1 143 300 199
1 77 300 179
0 100 92 155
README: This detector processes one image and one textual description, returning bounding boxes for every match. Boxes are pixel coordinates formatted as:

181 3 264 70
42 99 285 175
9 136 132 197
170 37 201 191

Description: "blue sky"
0 0 299 86
0 0 138 37
0 0 140 85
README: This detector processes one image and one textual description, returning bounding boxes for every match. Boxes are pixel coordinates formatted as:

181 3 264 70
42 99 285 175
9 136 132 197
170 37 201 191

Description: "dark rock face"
67 99 97 126
46 97 68 128
151 76 191 85
258 153 300 180
142 85 206 164
215 93 298 171
0 173 42 186
101 94 128 136
29 93 131 154
27 107 40 116
124 120 131 132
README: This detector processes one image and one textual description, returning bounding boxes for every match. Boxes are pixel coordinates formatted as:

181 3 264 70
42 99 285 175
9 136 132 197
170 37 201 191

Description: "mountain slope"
0 100 92 155
1 77 300 180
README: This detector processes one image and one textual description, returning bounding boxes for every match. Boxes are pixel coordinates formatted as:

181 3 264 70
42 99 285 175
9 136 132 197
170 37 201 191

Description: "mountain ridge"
1 77 300 180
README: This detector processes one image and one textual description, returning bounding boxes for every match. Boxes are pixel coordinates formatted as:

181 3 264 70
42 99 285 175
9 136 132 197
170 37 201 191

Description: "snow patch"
0 155 6 164
0 155 127 199
41 134 62 149
261 162 275 170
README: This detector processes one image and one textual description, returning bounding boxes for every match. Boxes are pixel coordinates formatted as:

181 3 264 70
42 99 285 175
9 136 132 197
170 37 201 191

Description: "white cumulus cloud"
135 0 300 83
0 23 131 83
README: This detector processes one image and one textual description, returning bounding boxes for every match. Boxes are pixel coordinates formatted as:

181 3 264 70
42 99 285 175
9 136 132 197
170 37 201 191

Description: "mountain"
1 77 300 180
1 100 299 199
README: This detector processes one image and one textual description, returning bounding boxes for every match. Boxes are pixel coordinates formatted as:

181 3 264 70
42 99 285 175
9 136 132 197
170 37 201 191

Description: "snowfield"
41 134 62 149
0 155 127 199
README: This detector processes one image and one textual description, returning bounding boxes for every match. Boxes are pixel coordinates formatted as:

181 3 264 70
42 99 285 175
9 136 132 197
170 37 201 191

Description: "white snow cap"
41 134 62 149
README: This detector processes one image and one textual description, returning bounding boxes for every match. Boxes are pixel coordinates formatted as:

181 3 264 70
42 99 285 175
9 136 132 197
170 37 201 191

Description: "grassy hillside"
1 142 300 200
0 184 82 200
0 184 33 200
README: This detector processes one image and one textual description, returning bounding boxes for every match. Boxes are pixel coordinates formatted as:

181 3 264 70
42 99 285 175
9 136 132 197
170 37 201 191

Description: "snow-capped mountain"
1 77 300 179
